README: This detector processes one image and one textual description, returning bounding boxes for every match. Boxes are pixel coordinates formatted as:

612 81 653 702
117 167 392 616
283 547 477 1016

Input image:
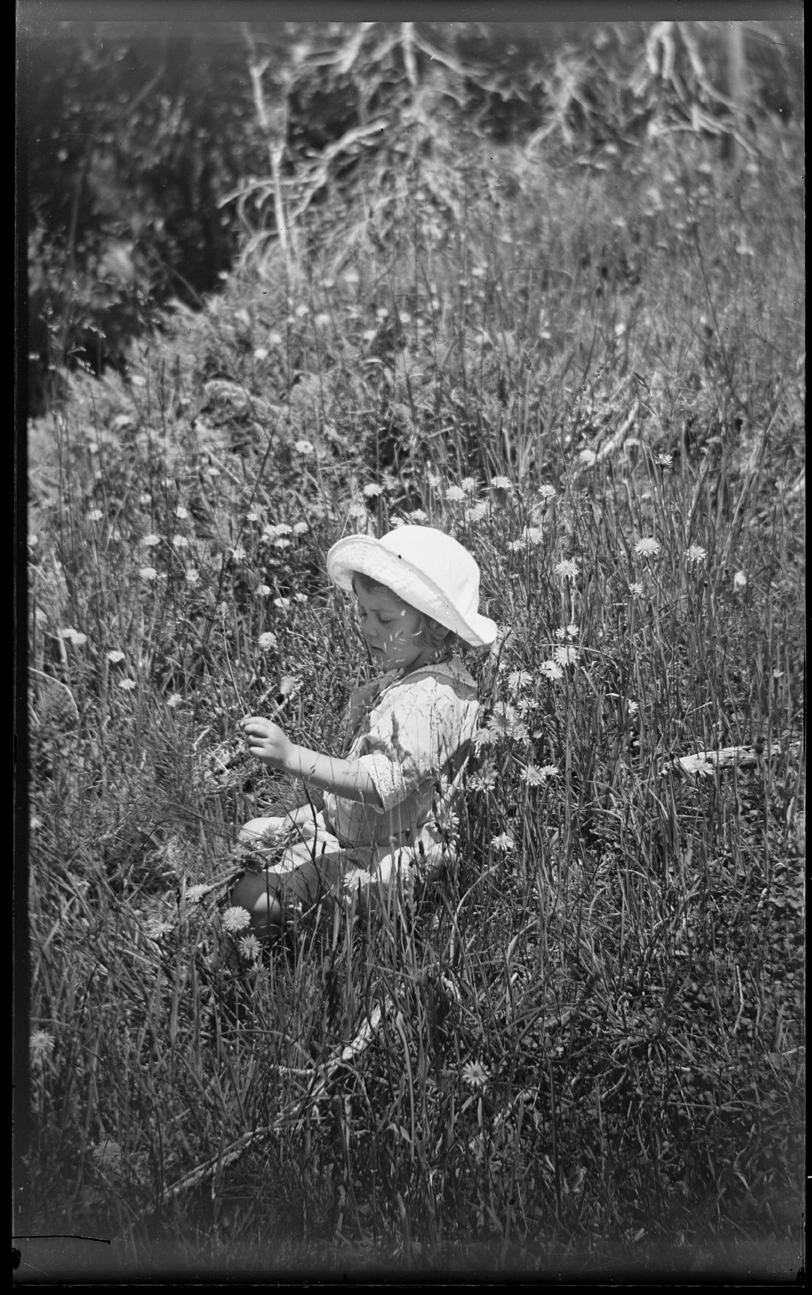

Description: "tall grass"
21 122 804 1279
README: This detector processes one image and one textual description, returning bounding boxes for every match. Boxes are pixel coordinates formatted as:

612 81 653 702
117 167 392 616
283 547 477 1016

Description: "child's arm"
241 717 383 807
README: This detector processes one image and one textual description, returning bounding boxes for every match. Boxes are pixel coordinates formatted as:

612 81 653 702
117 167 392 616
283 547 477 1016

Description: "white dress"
239 656 479 913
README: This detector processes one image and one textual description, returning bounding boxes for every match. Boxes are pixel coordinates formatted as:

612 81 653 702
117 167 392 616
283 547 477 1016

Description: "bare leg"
231 871 284 935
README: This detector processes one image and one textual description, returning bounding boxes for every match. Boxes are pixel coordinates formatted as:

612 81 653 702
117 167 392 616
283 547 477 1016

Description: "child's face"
354 582 432 672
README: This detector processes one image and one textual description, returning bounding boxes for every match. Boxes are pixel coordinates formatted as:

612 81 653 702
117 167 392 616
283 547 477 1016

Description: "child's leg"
231 870 284 933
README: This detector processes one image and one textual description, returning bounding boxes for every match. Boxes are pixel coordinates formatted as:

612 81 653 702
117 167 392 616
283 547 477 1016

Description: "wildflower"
465 501 488 523
268 330 283 345
87 508 104 522
141 534 161 547
426 470 442 489
253 346 269 361
539 660 564 681
462 1060 491 1090
538 764 560 778
685 545 707 564
59 627 87 646
348 502 368 521
292 521 309 534
554 559 579 581
628 701 639 715
185 568 200 585
279 674 302 697
295 303 310 318
92 1140 123 1171
488 701 530 742
229 546 246 562
445 485 466 503
138 565 157 581
185 883 212 904
175 505 189 520
472 728 495 753
117 678 136 691
507 540 525 553
655 452 673 467
257 632 278 651
222 906 251 934
490 833 515 852
566 623 579 639
521 764 548 786
490 476 512 490
274 523 294 536
733 570 747 591
273 538 291 550
294 592 308 603
363 483 384 498
507 670 533 694
434 803 459 835
139 492 152 505
257 584 272 596
30 815 43 831
106 649 125 664
461 476 478 494
523 526 544 546
553 645 579 667
538 483 557 500
314 313 331 330
578 448 597 466
629 582 644 596
273 596 291 610
146 918 173 939
239 934 262 962
166 693 183 708
634 537 661 558
409 509 428 523
28 534 39 547
30 1030 55 1061
468 768 497 792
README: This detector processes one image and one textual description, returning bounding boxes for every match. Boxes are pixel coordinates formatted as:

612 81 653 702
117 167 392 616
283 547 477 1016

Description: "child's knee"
231 871 283 930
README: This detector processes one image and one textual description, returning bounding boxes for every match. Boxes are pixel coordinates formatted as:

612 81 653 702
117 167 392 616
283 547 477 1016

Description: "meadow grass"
21 125 804 1280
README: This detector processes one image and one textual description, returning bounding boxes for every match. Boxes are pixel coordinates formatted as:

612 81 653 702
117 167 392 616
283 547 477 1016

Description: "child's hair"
351 571 459 654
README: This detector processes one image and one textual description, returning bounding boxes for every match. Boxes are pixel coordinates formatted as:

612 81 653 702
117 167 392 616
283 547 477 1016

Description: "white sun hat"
326 526 498 648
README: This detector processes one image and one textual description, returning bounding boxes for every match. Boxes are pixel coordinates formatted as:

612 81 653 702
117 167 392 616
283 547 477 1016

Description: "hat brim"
326 534 498 648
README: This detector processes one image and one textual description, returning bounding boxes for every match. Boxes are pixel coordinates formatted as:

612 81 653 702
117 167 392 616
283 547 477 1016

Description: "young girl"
231 525 497 933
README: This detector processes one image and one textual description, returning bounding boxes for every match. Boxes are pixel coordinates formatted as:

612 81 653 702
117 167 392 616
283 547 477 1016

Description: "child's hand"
241 717 295 770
